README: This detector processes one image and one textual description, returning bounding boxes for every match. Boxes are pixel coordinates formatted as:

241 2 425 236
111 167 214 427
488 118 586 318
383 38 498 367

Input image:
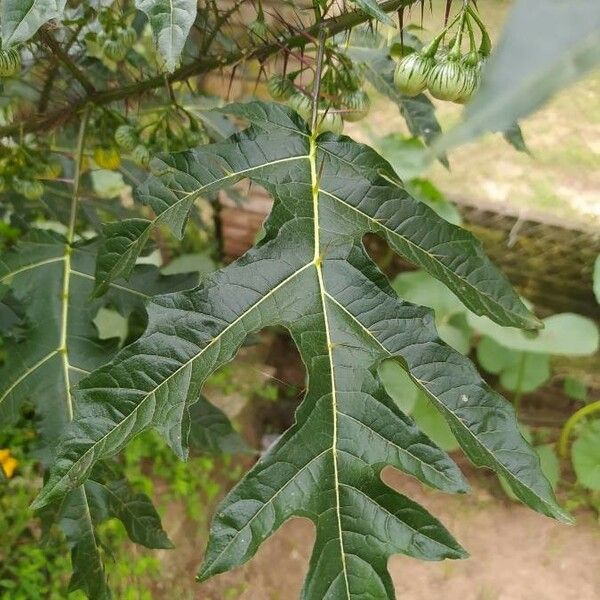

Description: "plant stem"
559 399 600 458
67 105 91 243
0 0 416 138
311 27 328 133
38 28 95 96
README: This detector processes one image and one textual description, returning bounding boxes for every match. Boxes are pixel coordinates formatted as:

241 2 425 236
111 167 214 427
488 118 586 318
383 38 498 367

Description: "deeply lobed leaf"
35 102 568 599
0 229 190 597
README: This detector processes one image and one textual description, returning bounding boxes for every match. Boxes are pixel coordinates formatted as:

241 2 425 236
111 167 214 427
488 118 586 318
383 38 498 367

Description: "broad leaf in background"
0 0 66 47
477 336 550 394
0 230 192 597
36 102 568 600
572 420 600 491
435 0 600 152
136 0 198 72
593 255 600 303
468 311 599 357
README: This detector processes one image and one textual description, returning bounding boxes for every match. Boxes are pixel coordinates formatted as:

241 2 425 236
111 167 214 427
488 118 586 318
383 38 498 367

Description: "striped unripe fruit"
454 66 480 104
427 57 469 102
339 90 370 122
0 47 21 77
315 109 343 135
114 125 138 150
103 38 127 62
118 26 137 48
289 93 343 134
132 144 151 167
288 92 312 121
394 53 434 97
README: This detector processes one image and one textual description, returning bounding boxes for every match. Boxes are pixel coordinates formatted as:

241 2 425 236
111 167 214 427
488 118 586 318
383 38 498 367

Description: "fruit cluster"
98 25 137 62
267 73 371 134
94 6 138 63
394 5 490 104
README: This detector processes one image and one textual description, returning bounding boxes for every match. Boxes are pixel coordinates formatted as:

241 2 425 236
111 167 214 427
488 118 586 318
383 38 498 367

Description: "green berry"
118 26 137 48
114 125 138 150
427 57 469 102
394 53 434 97
103 38 127 62
339 89 370 122
288 92 312 121
132 144 151 167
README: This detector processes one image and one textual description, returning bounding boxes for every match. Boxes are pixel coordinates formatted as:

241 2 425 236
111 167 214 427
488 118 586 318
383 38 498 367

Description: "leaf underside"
35 102 568 600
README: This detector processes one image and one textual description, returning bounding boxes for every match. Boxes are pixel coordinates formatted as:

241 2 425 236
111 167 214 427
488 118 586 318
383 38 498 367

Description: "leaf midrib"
310 134 351 599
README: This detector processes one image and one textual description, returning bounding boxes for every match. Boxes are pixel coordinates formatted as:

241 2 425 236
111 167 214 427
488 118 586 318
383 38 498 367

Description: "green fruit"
93 146 121 170
118 26 137 48
339 89 370 122
267 74 295 100
114 125 138 150
393 53 433 97
103 38 127 62
0 47 21 77
13 177 44 200
288 92 312 121
427 57 469 102
315 109 344 135
132 144 151 167
454 66 480 104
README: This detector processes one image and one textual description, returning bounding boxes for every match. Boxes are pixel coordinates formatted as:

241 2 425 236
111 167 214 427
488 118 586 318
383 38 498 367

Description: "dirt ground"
148 460 600 600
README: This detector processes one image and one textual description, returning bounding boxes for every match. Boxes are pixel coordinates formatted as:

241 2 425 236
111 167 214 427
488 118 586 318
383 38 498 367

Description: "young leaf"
135 0 198 72
35 102 569 599
0 0 66 47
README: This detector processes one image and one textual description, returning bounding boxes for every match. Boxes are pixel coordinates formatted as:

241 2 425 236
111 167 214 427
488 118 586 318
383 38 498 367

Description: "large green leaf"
0 0 66 47
572 420 600 491
135 0 198 72
35 102 568 600
0 230 189 598
435 0 600 152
